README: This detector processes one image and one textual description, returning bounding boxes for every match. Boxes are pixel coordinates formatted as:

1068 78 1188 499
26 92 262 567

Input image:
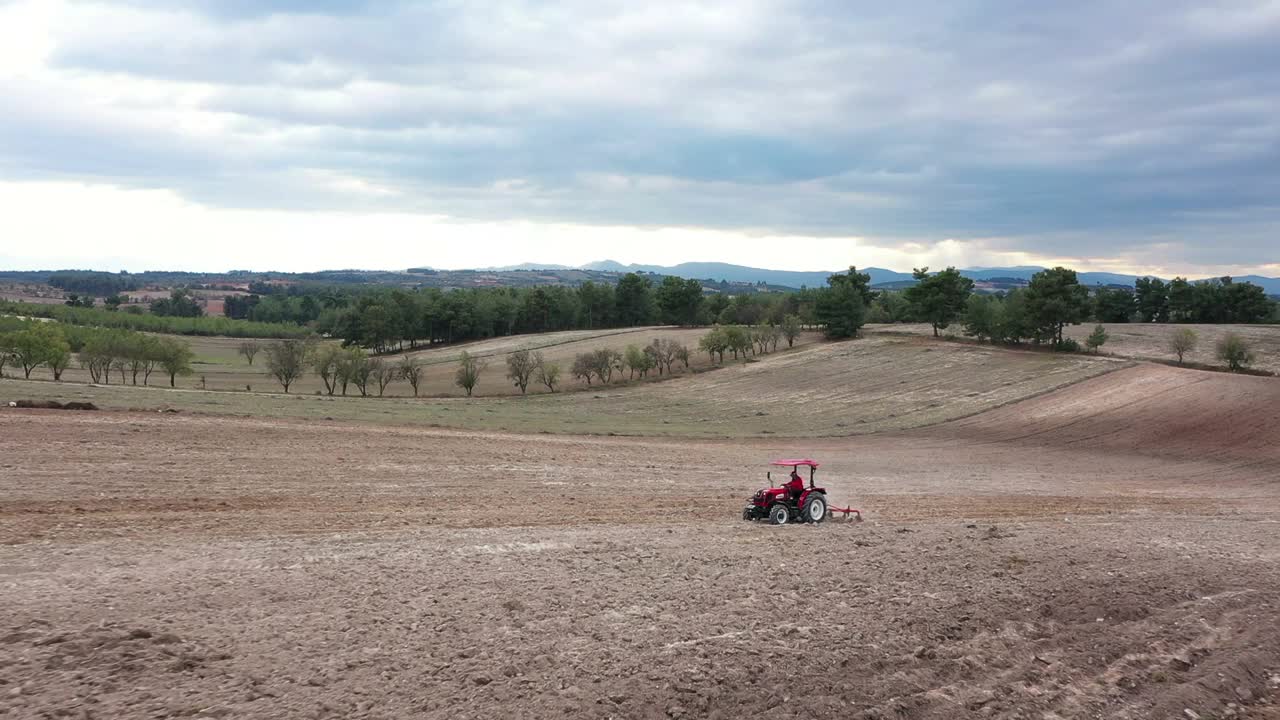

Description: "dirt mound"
8 400 98 411
932 364 1280 464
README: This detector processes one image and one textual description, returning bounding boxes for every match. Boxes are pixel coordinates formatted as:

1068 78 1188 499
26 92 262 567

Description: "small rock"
472 674 492 686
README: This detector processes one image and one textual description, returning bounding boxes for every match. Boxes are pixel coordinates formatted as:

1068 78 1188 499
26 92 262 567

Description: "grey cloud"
9 0 1280 268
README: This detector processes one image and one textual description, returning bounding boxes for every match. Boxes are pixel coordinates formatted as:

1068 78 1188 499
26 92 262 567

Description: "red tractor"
742 459 861 525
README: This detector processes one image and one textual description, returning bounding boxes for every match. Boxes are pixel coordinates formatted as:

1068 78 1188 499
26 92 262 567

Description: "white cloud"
6 180 1274 277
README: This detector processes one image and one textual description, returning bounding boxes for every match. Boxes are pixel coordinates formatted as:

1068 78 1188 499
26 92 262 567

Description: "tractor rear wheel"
768 504 789 525
803 493 828 524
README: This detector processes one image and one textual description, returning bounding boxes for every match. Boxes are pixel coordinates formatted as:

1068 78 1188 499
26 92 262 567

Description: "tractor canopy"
770 459 820 468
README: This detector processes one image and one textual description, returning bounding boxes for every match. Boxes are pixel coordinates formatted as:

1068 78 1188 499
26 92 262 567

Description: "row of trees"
0 321 195 386
566 339 694 387
1131 276 1273 323
315 275 738 354
826 268 1277 338
0 300 309 339
47 271 139 297
958 297 1262 371
697 321 802 362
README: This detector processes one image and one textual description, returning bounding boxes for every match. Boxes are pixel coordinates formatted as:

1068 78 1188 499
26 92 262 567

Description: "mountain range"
481 261 1280 294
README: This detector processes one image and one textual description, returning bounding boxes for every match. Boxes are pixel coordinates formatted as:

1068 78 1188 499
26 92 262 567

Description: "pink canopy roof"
771 459 820 468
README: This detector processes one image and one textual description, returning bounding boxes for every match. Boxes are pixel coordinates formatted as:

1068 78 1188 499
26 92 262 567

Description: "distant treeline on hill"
238 276 795 352
4 267 1275 350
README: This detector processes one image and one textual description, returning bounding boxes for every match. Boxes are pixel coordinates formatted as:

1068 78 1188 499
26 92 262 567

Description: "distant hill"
4 263 1277 295
478 262 575 271
581 260 912 288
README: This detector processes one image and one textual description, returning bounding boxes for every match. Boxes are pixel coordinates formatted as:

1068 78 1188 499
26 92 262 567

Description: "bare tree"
572 353 594 385
506 348 538 394
399 356 424 396
455 351 486 396
650 339 678 375
238 341 261 366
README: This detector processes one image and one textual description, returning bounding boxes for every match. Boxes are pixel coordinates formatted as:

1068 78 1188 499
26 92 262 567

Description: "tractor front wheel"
803 493 828 524
742 508 755 521
768 504 790 525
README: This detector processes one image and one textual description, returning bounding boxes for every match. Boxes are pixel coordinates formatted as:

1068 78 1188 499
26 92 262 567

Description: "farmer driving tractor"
742 459 862 525
785 469 805 500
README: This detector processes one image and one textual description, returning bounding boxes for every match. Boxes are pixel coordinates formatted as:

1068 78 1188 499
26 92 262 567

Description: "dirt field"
872 322 1280 374
3 359 1279 719
2 336 1122 437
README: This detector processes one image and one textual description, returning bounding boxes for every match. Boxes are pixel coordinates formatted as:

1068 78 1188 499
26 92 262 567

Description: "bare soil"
3 362 1279 719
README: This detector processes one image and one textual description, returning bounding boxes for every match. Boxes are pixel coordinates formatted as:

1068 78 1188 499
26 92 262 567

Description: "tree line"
0 320 195 386
889 267 1277 346
292 274 826 354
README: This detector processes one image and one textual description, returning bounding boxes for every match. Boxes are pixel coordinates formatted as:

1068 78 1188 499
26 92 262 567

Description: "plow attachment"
828 504 862 522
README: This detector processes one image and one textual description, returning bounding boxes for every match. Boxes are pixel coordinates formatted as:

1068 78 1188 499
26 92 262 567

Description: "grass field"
1 335 1124 437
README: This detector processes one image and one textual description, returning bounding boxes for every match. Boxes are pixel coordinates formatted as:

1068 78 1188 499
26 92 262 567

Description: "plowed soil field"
3 359 1279 719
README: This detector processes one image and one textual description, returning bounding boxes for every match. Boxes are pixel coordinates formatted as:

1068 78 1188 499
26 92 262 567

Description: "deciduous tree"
157 337 194 388
1216 333 1255 372
535 352 561 392
781 315 802 347
1169 328 1198 365
399 355 424 396
312 345 343 395
238 341 261 366
264 339 309 392
455 351 486 396
506 348 538 394
370 358 397 396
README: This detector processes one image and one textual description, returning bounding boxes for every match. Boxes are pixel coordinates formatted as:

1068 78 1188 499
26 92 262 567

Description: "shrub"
1215 333 1255 372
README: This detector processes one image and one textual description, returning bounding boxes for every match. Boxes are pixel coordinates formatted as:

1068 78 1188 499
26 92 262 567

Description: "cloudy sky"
1 0 1278 275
